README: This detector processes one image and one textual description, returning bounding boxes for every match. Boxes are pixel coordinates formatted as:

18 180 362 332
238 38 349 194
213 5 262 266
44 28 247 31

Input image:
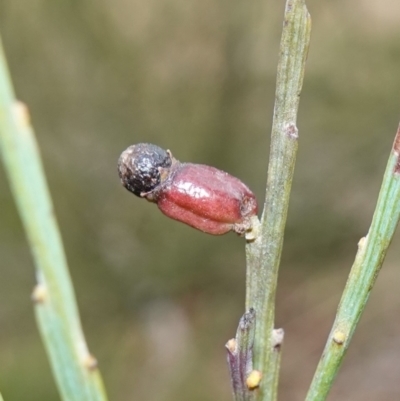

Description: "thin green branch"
0 38 108 401
305 123 400 401
245 1 311 400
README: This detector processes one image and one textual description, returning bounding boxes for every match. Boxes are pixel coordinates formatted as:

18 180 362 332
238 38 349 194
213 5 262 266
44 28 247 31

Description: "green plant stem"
0 39 108 401
0 391 4 401
245 1 311 400
305 124 400 401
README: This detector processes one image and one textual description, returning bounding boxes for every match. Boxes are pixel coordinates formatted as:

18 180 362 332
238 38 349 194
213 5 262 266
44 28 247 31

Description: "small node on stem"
284 122 299 140
225 338 237 354
13 101 30 127
272 328 285 350
246 370 262 390
245 215 261 242
332 330 346 345
83 353 98 371
358 236 367 249
393 124 400 155
394 124 400 173
31 283 47 304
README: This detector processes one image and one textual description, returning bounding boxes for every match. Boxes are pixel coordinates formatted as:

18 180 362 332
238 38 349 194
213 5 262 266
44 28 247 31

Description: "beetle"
118 143 258 235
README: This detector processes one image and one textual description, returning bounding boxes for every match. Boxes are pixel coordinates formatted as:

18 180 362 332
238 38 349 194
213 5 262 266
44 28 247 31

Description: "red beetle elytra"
118 143 258 235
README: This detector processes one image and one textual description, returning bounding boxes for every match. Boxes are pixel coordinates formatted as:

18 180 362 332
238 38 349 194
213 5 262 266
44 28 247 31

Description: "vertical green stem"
245 1 311 400
305 124 400 401
0 38 108 401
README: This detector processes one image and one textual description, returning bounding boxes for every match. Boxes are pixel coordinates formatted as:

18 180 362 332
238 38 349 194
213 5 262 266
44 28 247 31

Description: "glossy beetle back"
157 163 258 234
118 143 172 197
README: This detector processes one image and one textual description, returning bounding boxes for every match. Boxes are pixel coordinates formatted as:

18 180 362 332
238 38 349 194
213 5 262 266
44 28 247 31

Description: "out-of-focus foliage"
0 1 399 400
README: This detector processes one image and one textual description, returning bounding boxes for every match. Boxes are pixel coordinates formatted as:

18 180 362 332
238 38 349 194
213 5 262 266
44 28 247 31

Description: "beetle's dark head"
118 143 173 197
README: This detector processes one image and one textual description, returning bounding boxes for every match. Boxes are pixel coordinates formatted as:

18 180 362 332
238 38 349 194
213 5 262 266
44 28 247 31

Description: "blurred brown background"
0 0 400 400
